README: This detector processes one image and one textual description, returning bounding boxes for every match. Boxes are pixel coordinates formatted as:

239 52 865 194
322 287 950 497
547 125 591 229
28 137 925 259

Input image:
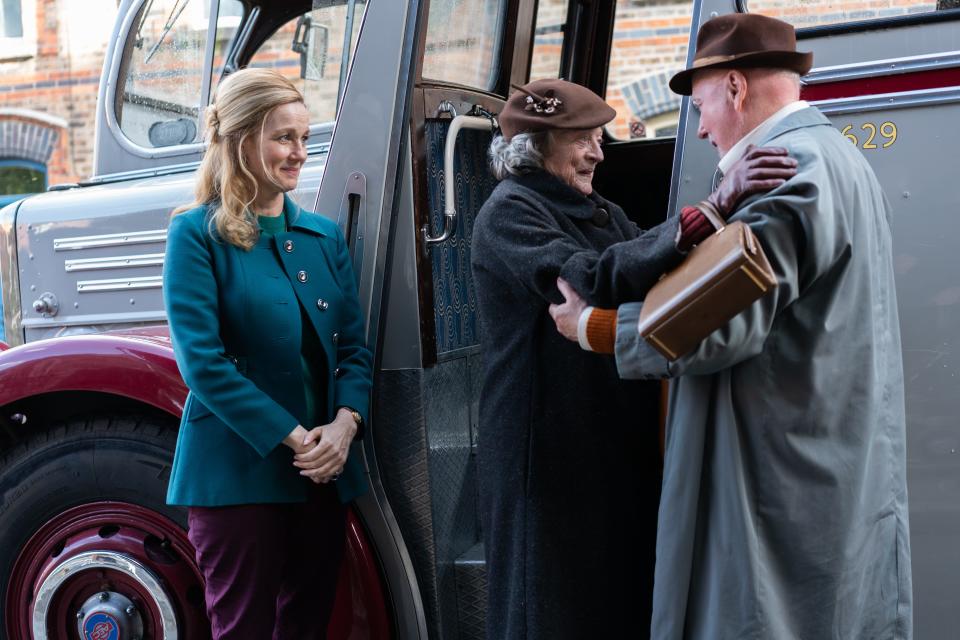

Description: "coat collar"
283 193 328 237
759 105 831 146
718 100 809 175
508 170 608 220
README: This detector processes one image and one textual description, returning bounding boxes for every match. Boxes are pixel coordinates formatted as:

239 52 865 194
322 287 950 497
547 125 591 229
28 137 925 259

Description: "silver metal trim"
337 171 367 278
86 136 330 185
0 200 22 345
54 229 168 251
77 275 163 293
230 4 259 67
813 86 960 116
200 0 220 127
804 50 960 85
21 310 167 329
31 292 59 318
434 100 458 118
64 252 165 272
32 551 178 639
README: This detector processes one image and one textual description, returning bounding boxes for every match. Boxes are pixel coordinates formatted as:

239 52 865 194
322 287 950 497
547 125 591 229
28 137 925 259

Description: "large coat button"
297 270 308 283
592 207 610 227
334 367 342 378
283 240 294 253
332 331 339 345
317 298 329 311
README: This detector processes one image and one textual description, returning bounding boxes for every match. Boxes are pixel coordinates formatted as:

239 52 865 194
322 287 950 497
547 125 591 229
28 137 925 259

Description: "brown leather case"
638 220 777 360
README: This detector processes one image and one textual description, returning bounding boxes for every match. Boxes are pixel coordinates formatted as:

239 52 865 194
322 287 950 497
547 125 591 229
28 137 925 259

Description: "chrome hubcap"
76 589 143 640
33 551 177 640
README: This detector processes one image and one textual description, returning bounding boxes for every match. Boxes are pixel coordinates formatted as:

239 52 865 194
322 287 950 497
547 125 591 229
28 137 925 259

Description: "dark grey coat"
471 170 684 639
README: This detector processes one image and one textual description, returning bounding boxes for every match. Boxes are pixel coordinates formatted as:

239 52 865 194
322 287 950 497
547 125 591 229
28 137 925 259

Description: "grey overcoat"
614 107 912 639
471 170 684 639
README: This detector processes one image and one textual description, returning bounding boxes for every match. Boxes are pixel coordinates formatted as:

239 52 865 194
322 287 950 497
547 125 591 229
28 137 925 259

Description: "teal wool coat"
163 195 372 506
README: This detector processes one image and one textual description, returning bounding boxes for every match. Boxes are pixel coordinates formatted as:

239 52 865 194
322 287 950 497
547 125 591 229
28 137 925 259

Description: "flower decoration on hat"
515 85 563 115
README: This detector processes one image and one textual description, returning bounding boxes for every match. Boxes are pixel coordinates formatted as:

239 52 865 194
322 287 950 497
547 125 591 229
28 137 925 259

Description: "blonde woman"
163 68 372 638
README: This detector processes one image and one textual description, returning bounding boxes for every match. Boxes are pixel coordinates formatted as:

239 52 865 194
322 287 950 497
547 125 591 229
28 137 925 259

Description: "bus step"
454 542 487 640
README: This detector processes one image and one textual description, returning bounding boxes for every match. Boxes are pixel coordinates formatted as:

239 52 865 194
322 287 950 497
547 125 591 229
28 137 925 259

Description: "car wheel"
0 413 209 639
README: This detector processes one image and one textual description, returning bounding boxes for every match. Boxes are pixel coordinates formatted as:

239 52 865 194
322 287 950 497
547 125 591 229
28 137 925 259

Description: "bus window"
118 0 213 148
742 0 946 29
529 0 567 81
421 0 508 90
604 1 693 140
248 1 367 126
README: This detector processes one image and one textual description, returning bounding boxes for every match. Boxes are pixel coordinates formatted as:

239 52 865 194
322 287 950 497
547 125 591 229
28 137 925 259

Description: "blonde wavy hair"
174 68 305 250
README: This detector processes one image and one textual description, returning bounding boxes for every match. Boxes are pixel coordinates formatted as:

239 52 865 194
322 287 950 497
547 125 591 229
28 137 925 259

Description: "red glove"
678 206 714 251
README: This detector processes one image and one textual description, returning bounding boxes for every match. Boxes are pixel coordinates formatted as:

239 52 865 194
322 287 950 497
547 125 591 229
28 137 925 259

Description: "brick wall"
606 0 693 139
0 0 113 184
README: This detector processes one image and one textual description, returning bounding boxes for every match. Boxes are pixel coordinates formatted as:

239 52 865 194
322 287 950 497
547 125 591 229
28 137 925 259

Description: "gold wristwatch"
344 407 363 427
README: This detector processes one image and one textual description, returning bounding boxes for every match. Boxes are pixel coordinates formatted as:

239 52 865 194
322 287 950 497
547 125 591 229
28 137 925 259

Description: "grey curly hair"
488 132 551 180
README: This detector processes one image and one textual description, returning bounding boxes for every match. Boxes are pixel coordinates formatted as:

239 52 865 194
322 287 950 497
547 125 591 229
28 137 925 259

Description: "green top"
258 209 327 429
256 210 286 235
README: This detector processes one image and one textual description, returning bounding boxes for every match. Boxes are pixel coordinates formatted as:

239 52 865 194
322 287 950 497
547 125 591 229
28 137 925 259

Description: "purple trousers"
187 484 346 640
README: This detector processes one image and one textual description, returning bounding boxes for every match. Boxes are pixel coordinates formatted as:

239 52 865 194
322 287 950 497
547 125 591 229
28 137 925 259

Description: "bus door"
367 1 522 636
308 0 431 637
674 2 960 636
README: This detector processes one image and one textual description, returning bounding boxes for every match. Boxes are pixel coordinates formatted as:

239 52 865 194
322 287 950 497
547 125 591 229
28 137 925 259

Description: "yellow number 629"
841 122 897 149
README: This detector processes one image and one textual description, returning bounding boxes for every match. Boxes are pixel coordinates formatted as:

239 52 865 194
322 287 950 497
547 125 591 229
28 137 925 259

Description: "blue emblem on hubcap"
83 612 120 640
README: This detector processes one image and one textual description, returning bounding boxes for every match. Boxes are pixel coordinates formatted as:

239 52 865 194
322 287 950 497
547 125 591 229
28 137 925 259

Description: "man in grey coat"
550 14 912 639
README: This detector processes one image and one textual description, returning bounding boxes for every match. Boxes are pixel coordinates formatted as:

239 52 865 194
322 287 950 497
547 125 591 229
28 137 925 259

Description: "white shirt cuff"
577 306 595 351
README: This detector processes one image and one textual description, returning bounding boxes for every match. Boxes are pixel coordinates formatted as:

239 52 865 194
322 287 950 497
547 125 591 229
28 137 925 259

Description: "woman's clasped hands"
283 408 357 483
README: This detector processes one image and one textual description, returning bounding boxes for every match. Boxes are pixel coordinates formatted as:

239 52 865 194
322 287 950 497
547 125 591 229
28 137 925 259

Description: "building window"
0 159 46 195
0 0 23 38
0 0 35 59
605 1 693 140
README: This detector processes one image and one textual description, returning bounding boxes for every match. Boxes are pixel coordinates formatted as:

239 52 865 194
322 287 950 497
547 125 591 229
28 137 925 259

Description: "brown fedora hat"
499 79 616 141
669 14 813 95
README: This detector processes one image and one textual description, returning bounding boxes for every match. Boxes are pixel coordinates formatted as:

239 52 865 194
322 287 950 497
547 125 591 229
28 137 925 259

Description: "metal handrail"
421 114 497 253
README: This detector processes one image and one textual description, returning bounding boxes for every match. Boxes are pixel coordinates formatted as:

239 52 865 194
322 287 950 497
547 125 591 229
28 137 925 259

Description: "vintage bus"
0 0 957 637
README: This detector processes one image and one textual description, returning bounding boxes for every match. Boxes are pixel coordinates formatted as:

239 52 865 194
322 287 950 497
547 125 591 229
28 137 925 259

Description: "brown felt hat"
669 14 813 96
499 79 616 141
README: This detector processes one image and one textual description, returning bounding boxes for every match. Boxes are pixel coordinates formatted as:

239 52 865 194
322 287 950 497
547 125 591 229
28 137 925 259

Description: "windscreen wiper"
144 0 191 64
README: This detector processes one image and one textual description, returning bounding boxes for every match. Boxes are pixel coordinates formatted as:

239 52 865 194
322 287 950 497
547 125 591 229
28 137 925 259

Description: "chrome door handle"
421 114 496 254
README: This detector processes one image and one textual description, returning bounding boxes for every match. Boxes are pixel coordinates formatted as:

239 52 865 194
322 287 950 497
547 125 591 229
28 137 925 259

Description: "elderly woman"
471 79 795 639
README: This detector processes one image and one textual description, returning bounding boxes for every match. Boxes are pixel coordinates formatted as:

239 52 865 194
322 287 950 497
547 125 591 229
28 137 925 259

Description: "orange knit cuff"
585 307 618 354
